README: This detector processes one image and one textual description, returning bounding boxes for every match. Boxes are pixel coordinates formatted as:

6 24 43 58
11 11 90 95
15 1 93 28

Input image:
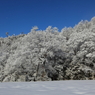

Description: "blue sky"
0 0 95 37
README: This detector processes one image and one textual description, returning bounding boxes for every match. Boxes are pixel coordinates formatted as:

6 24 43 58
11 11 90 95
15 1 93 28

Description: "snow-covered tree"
0 17 95 82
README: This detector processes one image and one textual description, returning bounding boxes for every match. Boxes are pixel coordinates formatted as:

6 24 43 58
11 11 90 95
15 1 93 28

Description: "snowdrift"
0 80 95 95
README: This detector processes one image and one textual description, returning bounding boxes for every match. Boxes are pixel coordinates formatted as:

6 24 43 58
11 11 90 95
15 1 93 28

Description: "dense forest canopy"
0 17 95 82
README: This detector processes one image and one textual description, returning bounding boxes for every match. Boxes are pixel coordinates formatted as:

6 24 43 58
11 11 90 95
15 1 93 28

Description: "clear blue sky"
0 0 95 37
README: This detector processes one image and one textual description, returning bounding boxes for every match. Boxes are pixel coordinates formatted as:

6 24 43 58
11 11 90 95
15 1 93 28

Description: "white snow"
0 80 95 95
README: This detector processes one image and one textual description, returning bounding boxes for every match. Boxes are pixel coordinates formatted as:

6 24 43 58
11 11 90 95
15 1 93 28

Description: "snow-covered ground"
0 80 95 95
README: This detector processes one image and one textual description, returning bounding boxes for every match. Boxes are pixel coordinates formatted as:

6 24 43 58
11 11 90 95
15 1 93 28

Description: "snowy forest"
0 17 95 82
